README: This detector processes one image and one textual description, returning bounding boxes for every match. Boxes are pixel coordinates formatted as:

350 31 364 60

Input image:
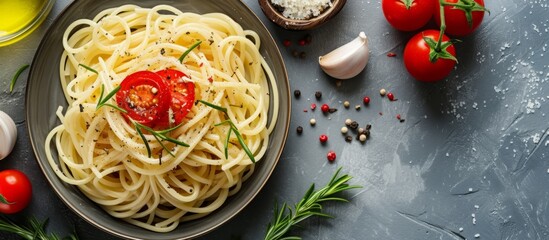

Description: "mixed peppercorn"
293 88 405 162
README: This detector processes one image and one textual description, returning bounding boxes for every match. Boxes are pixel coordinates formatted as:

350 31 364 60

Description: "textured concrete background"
1 0 548 239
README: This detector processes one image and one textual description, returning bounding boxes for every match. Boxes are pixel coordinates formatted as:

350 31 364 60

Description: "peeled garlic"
0 111 17 160
319 32 370 79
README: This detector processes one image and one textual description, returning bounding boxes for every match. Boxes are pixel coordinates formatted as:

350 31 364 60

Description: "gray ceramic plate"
26 0 290 239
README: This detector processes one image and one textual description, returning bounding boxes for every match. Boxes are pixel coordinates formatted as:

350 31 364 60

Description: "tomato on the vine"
0 170 32 214
155 69 195 126
382 0 437 31
403 30 457 82
116 71 171 127
435 0 487 36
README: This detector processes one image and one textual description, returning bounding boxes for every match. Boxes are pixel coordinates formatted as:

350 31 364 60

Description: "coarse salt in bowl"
259 0 347 30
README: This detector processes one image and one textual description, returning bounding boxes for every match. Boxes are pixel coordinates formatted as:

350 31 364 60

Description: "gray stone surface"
1 0 548 239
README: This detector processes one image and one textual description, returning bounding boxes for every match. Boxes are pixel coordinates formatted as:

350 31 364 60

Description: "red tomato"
434 0 486 36
382 0 437 31
0 170 32 214
116 71 171 126
155 69 195 127
403 30 457 82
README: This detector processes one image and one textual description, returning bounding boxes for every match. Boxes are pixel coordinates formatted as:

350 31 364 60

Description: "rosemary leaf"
151 133 175 157
224 128 232 159
135 125 151 158
99 85 121 105
78 63 98 74
264 167 361 240
9 64 29 93
178 40 202 63
0 216 78 240
96 85 125 112
232 127 255 163
197 100 227 113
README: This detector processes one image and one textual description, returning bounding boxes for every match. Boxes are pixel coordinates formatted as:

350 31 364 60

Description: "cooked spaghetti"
45 4 278 232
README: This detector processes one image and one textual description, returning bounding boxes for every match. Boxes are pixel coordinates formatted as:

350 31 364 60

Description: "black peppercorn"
315 91 322 99
299 51 306 59
294 89 301 98
366 124 372 130
349 121 359 130
345 136 353 142
292 50 299 58
296 126 303 134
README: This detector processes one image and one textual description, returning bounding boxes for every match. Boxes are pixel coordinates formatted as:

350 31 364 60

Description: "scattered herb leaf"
78 64 98 74
178 40 202 63
9 64 29 93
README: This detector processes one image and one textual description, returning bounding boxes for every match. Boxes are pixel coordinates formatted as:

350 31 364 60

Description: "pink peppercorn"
387 92 395 101
327 151 336 162
321 104 330 113
319 134 328 143
311 103 317 110
363 96 370 105
283 40 291 47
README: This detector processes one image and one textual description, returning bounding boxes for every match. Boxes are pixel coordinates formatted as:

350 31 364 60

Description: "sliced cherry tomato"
116 71 171 126
0 169 32 214
403 30 457 82
435 0 487 36
155 69 195 127
382 0 436 31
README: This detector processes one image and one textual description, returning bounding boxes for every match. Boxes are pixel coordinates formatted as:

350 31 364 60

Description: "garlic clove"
0 111 17 160
319 31 370 80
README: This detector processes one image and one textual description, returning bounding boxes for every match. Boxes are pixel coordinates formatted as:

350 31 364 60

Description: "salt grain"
270 0 333 20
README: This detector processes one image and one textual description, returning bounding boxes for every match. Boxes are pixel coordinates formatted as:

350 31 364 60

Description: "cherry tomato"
116 71 171 126
434 0 486 36
403 30 456 82
155 69 195 126
382 0 437 31
0 170 32 214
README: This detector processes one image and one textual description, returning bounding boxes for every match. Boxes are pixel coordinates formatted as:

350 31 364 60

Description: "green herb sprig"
178 40 202 63
264 167 361 240
134 121 189 159
197 100 255 163
96 84 127 113
0 216 78 240
9 64 29 93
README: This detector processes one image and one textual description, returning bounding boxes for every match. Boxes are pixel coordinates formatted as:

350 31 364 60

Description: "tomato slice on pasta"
116 71 171 126
156 69 195 126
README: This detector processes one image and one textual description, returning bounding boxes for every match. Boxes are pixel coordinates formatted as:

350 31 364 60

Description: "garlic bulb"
319 32 369 79
0 111 17 160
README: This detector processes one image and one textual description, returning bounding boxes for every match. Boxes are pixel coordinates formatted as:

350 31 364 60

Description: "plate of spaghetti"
26 1 290 239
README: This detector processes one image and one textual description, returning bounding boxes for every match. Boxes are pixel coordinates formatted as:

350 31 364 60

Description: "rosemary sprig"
96 84 127 113
134 121 189 158
178 40 202 63
197 100 255 163
264 167 361 240
0 216 78 240
9 64 29 93
78 63 98 74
